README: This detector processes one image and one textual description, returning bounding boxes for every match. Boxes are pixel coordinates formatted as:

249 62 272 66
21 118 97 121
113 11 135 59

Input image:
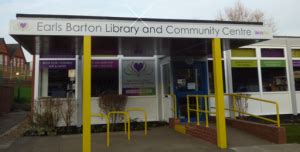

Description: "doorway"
172 60 208 122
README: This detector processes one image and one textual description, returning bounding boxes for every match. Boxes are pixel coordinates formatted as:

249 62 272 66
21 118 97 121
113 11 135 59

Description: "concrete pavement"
231 144 300 152
0 111 28 136
2 127 231 152
1 126 299 152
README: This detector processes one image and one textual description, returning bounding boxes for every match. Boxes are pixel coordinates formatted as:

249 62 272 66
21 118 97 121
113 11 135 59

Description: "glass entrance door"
173 61 208 122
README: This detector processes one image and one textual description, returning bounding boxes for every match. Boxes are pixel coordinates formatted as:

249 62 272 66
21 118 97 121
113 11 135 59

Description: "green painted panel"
232 49 256 57
231 60 257 68
261 60 286 68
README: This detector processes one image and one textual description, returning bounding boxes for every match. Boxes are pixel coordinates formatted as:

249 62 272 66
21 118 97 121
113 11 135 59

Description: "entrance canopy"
9 14 272 55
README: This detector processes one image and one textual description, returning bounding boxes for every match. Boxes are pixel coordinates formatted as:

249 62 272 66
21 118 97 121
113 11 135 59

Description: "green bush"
14 87 32 103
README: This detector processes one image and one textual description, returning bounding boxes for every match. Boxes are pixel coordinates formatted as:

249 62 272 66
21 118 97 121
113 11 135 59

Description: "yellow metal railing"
187 95 215 127
186 94 281 128
91 113 110 147
225 93 280 127
108 111 131 140
126 108 148 135
168 94 177 119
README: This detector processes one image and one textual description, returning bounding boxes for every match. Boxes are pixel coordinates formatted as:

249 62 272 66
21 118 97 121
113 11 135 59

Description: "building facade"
0 38 10 79
9 14 280 127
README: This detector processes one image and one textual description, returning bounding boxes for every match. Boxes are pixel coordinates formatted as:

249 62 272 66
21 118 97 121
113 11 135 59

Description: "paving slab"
3 127 232 152
0 111 28 136
231 144 300 152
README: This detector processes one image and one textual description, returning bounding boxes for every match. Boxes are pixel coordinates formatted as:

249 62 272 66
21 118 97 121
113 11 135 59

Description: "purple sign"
261 48 284 57
40 60 75 69
293 60 300 67
92 60 118 69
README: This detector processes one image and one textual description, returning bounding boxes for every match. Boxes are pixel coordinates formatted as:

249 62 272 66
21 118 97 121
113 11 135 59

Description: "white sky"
0 0 299 62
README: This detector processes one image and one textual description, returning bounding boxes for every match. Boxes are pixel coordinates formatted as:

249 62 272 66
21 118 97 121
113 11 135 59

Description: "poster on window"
122 60 155 96
40 60 75 69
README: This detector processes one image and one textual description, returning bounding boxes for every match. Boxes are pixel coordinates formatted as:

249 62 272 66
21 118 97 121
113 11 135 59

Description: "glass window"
231 48 256 57
293 60 300 91
122 60 155 96
91 60 119 96
231 60 259 92
208 60 226 93
48 69 71 97
92 37 118 55
162 63 171 95
39 60 76 98
0 55 3 65
261 60 287 92
261 48 284 57
4 56 7 65
122 38 154 56
40 36 78 58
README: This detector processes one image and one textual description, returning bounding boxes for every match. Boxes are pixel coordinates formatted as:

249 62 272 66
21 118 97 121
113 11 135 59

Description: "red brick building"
0 38 31 113
7 44 29 79
0 38 10 78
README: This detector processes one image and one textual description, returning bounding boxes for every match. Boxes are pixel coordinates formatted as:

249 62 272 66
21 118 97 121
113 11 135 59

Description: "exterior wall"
226 118 286 144
91 96 158 125
35 37 163 126
33 37 300 127
297 93 300 112
222 38 300 116
0 39 9 77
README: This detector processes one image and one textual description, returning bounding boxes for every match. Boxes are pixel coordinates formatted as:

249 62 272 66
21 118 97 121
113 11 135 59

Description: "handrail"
168 94 177 119
187 95 211 127
126 108 148 135
225 93 280 127
186 94 281 128
108 111 131 140
91 113 110 147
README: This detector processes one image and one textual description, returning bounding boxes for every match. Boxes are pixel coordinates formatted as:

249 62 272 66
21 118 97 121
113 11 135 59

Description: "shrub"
98 92 127 130
235 93 250 119
60 98 75 130
33 97 62 130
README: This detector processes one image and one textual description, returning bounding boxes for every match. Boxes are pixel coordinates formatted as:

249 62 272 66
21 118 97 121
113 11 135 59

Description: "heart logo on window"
132 62 145 73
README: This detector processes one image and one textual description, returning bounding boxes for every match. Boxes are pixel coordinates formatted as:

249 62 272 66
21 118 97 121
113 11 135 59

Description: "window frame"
259 47 289 93
291 47 300 92
121 57 157 97
38 57 76 98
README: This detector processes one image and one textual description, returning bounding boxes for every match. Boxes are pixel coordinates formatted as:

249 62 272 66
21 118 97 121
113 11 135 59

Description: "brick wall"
169 118 180 129
0 85 14 113
226 118 286 144
186 124 217 145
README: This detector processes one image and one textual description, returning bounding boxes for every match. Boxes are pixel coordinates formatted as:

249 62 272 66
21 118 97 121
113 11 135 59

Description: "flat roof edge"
274 35 300 39
16 13 263 25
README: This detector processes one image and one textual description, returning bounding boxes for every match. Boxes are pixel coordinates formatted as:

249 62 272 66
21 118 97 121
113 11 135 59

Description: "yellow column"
212 38 227 149
83 36 92 152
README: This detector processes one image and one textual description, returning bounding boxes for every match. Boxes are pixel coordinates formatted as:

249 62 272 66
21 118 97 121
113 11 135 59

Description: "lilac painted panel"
261 48 284 57
40 60 75 69
92 60 118 69
293 60 300 67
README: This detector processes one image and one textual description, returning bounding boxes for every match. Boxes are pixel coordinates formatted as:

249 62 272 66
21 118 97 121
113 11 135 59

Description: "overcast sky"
0 0 299 61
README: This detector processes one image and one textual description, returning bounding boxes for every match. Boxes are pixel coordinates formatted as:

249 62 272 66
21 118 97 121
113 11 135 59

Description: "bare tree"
217 0 277 32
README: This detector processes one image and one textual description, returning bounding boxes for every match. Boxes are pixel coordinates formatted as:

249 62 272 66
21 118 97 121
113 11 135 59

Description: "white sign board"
122 60 155 96
10 19 272 39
